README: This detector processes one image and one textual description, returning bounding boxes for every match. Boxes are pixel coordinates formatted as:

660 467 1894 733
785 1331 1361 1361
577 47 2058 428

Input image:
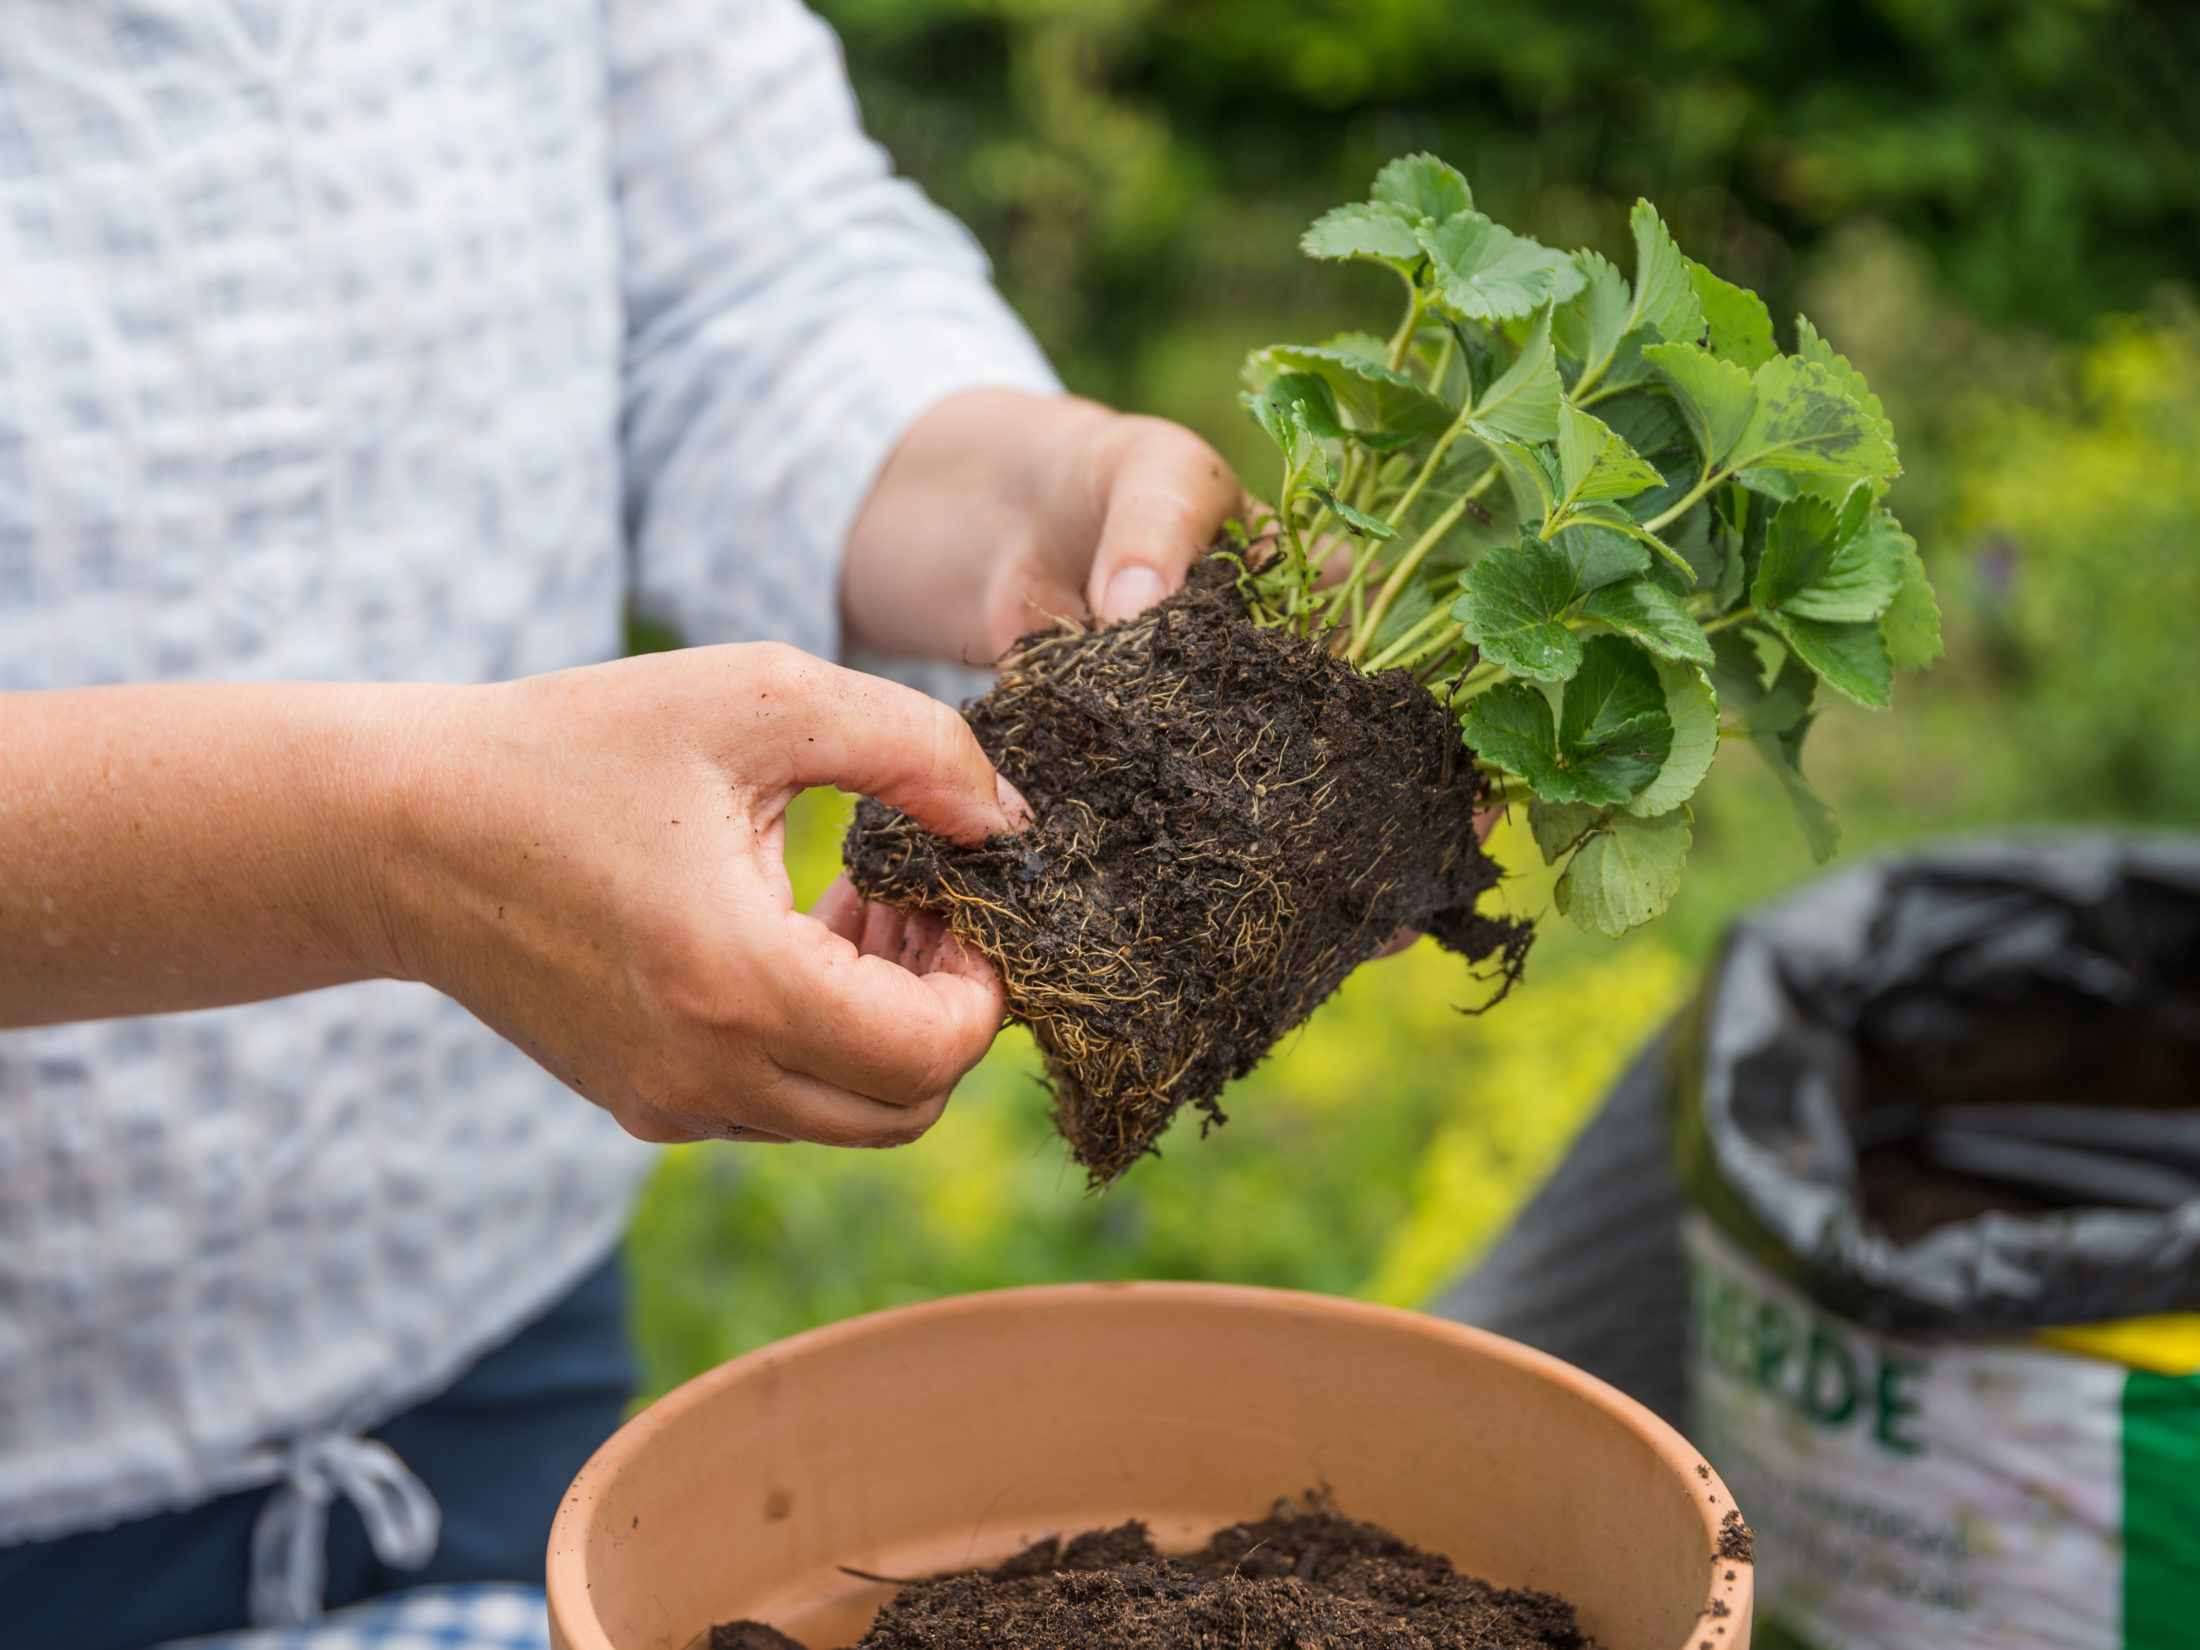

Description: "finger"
766 915 1006 1107
895 909 949 973
810 875 865 943
609 1106 797 1147
741 1072 955 1150
749 646 1032 845
858 897 906 960
1085 418 1242 623
1373 928 1420 959
621 1077 942 1150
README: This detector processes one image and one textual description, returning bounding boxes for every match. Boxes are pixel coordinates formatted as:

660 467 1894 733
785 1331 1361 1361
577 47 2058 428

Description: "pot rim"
548 1279 1751 1650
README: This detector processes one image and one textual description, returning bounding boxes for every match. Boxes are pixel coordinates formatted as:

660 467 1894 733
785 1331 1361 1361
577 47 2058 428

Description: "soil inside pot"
845 558 1530 1185
712 1505 1597 1650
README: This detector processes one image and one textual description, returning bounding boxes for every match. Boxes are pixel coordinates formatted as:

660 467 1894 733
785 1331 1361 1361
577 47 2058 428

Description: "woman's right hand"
0 645 1027 1149
363 644 1027 1147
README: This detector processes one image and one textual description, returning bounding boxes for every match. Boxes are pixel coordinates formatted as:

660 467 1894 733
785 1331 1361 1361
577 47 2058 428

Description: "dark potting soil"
844 558 1529 1184
1853 1143 2065 1245
711 1508 1597 1650
1847 957 2200 1242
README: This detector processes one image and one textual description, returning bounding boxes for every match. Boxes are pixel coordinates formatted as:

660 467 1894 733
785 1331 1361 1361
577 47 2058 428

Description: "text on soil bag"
1690 1251 1927 1454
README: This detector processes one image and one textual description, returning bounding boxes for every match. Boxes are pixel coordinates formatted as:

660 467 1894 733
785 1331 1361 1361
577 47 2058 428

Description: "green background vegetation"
629 0 2200 1397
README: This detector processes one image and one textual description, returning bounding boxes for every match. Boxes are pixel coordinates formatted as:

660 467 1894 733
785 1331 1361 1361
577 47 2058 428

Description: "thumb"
745 645 1030 845
1086 417 1243 624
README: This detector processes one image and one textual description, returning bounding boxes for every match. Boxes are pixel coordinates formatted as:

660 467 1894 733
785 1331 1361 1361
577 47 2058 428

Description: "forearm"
0 682 425 1026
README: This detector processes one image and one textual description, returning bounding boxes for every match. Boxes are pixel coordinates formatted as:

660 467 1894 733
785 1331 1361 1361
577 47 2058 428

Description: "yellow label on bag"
2037 1316 2200 1378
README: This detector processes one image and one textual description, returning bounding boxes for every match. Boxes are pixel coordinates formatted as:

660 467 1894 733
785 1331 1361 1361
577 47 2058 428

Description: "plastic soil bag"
1673 834 2200 1650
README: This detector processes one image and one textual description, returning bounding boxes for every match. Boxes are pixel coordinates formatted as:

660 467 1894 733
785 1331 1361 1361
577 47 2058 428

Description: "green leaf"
1371 153 1474 223
1315 490 1399 540
1265 372 1346 441
1478 436 1560 533
1750 720 1839 863
1260 345 1454 440
1300 201 1425 265
1878 522 1943 672
1553 524 1651 592
1553 250 1631 372
1626 659 1720 817
1241 389 1295 457
1527 797 1603 865
1466 307 1562 442
1729 354 1900 481
1452 538 1582 682
1419 214 1585 324
1250 397 1333 494
1763 610 1892 708
1688 263 1776 369
1459 682 1569 795
1554 807 1693 937
1556 635 1673 803
1444 319 1510 408
1320 330 1391 364
1752 495 1903 623
1596 389 1690 458
1643 341 1757 471
1711 628 1813 736
1625 199 1704 345
1658 500 1726 597
1555 403 1664 507
1794 316 1896 456
1563 501 1694 580
1465 642 1673 808
1579 577 1714 665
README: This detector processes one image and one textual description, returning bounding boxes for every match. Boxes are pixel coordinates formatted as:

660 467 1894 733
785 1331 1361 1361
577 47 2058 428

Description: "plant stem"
1398 620 1466 675
1426 329 1456 397
1347 495 1469 662
1455 658 1504 696
1385 269 1426 372
1642 467 1730 535
1701 605 1757 635
1364 607 1454 672
1348 465 1498 661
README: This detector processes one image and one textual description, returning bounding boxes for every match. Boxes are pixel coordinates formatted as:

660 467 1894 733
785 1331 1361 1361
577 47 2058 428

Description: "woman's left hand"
839 389 1243 667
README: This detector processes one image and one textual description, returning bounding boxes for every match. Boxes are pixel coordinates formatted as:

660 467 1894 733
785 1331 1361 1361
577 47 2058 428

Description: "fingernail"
1100 566 1167 624
996 775 1033 831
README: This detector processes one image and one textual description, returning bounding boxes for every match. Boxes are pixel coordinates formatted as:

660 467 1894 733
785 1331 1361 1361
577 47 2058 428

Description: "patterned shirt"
0 0 1056 1569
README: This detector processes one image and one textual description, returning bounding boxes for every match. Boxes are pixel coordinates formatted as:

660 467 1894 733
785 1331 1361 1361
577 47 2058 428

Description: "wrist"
841 388 1112 663
318 681 479 988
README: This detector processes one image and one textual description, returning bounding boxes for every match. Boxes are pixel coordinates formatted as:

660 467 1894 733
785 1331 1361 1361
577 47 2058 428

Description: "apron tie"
246 1430 440 1625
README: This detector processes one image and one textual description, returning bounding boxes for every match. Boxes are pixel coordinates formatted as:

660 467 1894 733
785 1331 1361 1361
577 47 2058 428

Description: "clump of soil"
845 559 1529 1184
713 1506 1596 1650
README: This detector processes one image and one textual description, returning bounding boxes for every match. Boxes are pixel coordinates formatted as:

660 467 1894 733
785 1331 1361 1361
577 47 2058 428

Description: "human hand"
839 389 1243 666
362 645 1029 1147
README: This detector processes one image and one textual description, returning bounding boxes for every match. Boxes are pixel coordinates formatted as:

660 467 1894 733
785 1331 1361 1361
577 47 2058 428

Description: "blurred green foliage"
823 0 2200 399
627 0 2200 1397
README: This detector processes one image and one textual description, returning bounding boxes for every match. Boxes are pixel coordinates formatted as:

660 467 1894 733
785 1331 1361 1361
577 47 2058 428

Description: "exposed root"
846 560 1531 1185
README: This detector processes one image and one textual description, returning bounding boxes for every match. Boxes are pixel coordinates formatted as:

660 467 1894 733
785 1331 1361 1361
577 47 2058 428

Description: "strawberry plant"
1237 152 1939 934
849 154 1938 1181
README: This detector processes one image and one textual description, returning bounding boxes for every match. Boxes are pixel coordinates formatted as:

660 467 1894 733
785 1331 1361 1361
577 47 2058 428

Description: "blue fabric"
161 1583 551 1650
0 1252 634 1650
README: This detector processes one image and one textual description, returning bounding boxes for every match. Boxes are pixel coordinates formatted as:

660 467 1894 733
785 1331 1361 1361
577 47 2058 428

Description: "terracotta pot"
548 1282 1750 1650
